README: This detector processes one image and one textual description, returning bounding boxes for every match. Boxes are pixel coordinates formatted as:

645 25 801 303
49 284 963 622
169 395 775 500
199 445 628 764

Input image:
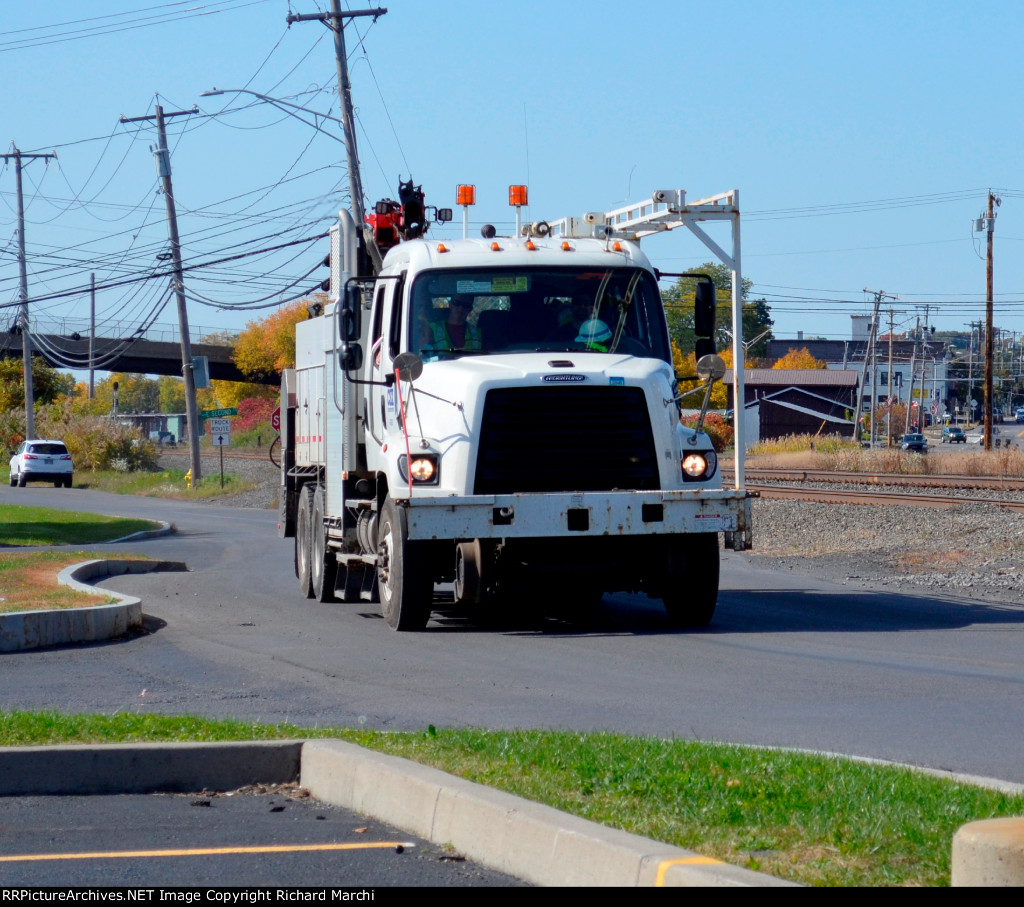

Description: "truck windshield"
408 267 671 363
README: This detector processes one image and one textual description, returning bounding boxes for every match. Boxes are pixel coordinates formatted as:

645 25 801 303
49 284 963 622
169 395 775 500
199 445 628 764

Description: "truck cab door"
366 272 405 453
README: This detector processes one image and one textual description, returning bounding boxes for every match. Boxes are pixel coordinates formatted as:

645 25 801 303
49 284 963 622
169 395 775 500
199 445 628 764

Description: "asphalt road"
3 484 1024 786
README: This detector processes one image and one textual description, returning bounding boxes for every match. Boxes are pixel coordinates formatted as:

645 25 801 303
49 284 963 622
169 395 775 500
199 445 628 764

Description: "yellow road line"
655 855 723 886
0 842 415 863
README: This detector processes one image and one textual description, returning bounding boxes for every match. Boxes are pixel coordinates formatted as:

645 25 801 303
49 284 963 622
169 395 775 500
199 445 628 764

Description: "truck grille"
474 386 659 494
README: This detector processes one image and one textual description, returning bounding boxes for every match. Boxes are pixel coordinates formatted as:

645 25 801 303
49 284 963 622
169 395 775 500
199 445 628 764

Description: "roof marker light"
437 243 449 253
561 241 572 251
491 242 501 251
525 240 536 251
613 241 623 252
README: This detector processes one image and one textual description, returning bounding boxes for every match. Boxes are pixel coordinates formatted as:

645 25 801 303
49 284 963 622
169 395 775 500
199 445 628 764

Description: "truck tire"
311 486 337 602
662 532 719 627
296 485 315 599
376 496 432 631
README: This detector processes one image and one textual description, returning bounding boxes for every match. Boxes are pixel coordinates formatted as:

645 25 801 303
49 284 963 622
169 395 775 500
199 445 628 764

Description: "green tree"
661 262 773 360
158 376 186 413
0 355 75 411
87 373 160 414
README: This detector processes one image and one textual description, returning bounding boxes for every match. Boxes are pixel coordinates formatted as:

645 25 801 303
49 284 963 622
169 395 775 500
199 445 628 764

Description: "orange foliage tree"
232 297 321 381
673 343 733 410
771 347 827 369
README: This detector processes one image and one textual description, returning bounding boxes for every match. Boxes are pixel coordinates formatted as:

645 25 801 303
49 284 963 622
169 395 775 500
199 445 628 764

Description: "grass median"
3 710 1022 887
0 504 157 612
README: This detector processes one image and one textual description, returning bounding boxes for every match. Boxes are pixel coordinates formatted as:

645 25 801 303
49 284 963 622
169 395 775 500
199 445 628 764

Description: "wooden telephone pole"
119 105 203 484
1 146 57 438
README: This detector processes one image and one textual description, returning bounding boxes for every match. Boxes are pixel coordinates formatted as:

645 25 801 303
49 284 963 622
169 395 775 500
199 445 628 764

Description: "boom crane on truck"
277 181 753 631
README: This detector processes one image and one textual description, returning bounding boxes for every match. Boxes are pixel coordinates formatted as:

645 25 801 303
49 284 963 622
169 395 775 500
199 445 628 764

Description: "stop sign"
271 407 281 432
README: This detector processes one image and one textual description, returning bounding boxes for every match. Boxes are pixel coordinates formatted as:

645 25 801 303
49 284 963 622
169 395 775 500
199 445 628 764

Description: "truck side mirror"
694 279 716 356
340 284 361 342
341 341 363 372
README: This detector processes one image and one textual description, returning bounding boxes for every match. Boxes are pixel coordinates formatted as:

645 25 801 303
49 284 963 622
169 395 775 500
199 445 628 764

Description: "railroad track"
746 483 1024 513
728 467 1024 492
157 447 274 462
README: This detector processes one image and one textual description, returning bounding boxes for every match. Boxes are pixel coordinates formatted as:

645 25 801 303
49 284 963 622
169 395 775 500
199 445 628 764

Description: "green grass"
2 465 257 499
2 712 1020 887
0 504 156 546
71 467 256 499
0 550 124 612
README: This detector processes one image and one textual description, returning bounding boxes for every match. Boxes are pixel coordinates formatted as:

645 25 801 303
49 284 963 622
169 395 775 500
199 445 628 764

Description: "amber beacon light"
456 184 476 238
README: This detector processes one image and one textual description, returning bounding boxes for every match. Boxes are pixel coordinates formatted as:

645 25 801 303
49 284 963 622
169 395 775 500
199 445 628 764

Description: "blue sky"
2 0 1023 364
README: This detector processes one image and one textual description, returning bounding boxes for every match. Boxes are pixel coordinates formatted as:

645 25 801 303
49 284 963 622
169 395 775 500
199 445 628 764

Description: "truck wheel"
296 485 315 599
376 496 432 631
662 533 719 627
311 486 337 602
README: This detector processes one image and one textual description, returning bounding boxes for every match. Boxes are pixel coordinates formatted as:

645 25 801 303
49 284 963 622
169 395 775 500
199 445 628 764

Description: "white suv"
9 439 74 488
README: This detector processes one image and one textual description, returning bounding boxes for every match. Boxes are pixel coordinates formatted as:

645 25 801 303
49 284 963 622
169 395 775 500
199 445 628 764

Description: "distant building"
764 316 952 422
725 369 859 447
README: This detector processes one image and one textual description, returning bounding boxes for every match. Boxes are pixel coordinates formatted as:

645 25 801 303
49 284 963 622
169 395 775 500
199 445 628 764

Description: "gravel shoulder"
178 452 1024 608
747 497 1024 606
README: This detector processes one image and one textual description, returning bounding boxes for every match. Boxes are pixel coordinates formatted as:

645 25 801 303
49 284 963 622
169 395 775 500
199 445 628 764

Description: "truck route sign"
209 418 231 446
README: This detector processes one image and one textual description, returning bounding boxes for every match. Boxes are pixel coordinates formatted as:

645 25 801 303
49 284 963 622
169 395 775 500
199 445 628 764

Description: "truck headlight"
399 453 439 485
681 450 717 481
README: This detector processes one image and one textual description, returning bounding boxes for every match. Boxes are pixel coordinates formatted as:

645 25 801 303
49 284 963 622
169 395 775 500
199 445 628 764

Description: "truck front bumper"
403 488 753 550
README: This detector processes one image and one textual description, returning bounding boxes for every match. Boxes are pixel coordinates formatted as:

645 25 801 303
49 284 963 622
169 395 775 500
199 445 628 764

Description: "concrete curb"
0 741 795 887
299 739 795 887
0 558 187 653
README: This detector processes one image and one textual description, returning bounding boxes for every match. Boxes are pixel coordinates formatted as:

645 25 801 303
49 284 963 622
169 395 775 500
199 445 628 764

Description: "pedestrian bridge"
0 318 269 384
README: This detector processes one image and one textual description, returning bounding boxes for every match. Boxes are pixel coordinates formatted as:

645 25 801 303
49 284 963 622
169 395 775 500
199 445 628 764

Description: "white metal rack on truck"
278 184 753 630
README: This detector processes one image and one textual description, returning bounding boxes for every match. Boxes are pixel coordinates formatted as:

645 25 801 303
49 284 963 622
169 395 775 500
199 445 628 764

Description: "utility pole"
887 309 895 446
89 273 96 399
286 3 387 227
859 289 897 447
1 145 57 438
974 192 1001 450
904 315 920 434
120 105 202 485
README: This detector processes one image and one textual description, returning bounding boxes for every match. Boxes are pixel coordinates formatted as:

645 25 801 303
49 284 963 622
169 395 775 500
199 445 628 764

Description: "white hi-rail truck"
278 186 752 630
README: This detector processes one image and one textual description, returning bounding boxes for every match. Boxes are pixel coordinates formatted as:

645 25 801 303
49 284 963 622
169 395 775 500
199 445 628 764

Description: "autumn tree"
0 355 75 412
661 262 773 360
84 373 161 413
233 297 321 381
673 344 733 410
771 347 828 370
206 379 277 410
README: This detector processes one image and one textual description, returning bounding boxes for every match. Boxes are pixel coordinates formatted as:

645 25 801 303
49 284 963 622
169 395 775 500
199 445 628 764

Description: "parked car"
941 426 966 443
1015 407 1024 424
9 439 74 488
901 432 928 452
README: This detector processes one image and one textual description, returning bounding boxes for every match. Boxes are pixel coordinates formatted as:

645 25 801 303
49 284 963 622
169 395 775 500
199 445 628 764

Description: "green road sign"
201 407 238 419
